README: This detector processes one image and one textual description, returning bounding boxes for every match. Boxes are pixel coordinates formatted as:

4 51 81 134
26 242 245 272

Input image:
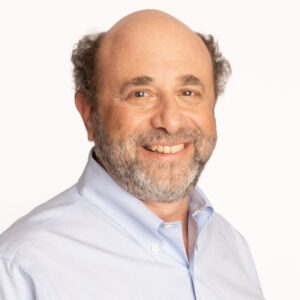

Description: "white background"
0 0 299 299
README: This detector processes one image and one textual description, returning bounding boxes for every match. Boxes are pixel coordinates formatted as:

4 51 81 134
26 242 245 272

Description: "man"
0 9 265 300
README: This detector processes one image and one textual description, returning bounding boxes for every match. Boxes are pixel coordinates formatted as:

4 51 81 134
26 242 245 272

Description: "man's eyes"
127 89 200 99
180 90 198 96
133 90 148 97
125 90 151 99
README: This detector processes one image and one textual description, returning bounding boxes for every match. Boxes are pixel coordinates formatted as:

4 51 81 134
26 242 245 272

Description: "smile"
144 144 185 154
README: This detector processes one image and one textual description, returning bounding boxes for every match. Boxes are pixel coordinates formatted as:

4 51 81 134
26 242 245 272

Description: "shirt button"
164 224 172 229
151 244 159 253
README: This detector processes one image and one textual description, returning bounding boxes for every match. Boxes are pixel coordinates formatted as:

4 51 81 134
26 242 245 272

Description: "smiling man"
0 9 265 300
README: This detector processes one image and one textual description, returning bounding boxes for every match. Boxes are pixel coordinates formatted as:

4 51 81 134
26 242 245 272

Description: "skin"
75 10 216 255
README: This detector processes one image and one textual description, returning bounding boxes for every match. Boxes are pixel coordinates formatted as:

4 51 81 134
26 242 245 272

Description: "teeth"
170 144 184 153
164 146 171 154
147 144 184 154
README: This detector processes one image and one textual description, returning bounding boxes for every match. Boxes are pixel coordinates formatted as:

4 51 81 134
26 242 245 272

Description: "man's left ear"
75 91 95 141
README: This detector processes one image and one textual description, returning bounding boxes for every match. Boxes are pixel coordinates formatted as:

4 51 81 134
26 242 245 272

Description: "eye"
125 89 155 103
133 90 148 97
126 90 152 101
181 90 196 96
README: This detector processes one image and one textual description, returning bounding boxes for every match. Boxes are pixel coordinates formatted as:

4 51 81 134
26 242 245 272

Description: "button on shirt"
0 152 265 300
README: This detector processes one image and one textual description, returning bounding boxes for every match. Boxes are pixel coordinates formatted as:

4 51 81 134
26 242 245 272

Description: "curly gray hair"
71 32 231 102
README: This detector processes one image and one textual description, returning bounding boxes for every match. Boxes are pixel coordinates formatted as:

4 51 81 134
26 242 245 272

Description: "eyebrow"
119 76 153 94
177 74 205 91
118 74 205 94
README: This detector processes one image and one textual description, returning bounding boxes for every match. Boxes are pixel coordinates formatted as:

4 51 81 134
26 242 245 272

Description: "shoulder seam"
0 256 56 299
2 193 87 261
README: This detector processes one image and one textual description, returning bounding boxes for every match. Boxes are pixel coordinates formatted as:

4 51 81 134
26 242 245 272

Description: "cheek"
190 108 216 136
100 103 148 139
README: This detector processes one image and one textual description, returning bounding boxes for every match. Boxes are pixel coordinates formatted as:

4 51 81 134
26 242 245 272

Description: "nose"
150 94 186 134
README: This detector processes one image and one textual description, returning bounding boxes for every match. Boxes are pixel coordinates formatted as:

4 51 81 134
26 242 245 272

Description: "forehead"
97 18 213 88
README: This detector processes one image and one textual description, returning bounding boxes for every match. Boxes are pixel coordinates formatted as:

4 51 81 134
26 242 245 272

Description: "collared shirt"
0 152 265 300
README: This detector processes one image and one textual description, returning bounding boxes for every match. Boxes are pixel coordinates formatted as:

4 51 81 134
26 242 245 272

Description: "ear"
75 91 95 141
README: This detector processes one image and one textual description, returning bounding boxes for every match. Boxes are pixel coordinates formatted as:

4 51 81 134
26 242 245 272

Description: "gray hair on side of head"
71 31 231 103
196 33 232 100
71 32 106 104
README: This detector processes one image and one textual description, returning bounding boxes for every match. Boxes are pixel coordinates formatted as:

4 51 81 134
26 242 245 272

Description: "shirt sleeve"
0 257 37 300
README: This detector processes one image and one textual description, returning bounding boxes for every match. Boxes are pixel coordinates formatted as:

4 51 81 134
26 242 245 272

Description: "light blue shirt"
0 152 265 299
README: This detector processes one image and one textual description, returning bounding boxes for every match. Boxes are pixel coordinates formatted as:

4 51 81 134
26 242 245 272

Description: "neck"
141 198 189 224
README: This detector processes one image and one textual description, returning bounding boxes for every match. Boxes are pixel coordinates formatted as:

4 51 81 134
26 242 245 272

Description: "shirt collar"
189 186 213 213
77 150 214 253
189 187 214 233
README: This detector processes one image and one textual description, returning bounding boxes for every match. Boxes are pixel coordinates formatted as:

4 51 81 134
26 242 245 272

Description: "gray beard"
93 112 217 203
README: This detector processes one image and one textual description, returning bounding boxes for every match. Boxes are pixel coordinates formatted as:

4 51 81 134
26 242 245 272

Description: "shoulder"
209 212 253 256
0 184 85 263
210 212 262 287
211 212 252 251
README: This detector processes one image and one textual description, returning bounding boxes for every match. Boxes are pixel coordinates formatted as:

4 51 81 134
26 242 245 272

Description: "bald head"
96 10 214 103
108 9 181 33
104 9 197 43
71 9 231 102
100 10 210 74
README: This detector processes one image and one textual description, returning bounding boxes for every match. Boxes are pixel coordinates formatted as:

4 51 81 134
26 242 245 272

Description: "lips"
144 144 185 154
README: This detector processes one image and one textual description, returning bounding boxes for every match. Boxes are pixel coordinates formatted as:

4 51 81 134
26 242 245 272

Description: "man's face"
92 20 217 203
